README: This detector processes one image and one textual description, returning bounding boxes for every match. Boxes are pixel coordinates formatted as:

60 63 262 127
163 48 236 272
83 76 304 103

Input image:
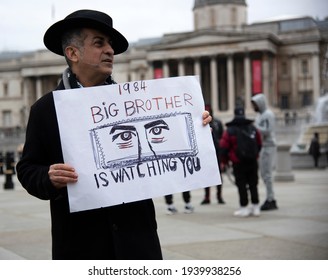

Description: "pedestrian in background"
200 104 225 205
251 93 278 211
309 132 321 168
165 192 194 214
220 107 262 217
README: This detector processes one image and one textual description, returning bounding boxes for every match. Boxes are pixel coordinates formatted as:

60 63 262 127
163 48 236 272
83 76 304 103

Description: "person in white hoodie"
251 94 278 211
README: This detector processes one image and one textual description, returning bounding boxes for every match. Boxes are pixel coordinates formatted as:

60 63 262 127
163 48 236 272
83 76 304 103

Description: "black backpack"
235 125 258 161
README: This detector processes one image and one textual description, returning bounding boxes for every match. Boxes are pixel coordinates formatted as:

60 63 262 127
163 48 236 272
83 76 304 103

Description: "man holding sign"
16 10 214 260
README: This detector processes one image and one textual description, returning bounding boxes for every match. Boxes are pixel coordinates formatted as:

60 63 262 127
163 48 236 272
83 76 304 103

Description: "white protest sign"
53 76 221 212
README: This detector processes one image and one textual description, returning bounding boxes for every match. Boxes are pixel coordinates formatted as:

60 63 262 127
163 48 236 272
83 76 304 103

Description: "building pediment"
149 30 279 51
145 31 280 61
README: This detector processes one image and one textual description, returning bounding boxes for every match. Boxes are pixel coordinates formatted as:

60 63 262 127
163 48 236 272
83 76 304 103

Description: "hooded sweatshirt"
251 94 276 147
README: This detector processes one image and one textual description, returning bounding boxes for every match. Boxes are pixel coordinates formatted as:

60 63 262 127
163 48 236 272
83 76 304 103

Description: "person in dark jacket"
200 104 225 205
220 107 262 217
309 132 321 168
16 9 212 260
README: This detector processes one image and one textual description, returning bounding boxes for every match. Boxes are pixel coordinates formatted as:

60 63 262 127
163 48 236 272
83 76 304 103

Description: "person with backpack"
220 107 262 217
251 93 278 211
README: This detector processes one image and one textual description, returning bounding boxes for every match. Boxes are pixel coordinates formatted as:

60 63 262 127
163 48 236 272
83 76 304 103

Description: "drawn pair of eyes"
110 120 170 147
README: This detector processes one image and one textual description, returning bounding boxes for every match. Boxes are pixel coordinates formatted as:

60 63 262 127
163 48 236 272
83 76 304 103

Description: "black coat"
309 137 320 158
16 80 162 260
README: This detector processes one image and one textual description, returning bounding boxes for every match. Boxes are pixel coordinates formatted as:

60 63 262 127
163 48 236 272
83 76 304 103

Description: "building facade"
1 0 328 151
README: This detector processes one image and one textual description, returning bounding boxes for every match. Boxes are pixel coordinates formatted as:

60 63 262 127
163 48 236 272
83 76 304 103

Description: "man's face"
77 28 114 80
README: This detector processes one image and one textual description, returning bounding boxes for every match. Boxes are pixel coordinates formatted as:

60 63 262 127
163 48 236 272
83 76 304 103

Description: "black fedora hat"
43 9 129 56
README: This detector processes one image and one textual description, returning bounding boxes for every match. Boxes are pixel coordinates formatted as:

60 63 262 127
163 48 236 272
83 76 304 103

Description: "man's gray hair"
61 28 85 66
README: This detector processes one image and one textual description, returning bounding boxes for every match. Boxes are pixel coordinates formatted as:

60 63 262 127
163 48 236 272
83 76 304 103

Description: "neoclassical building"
1 0 328 139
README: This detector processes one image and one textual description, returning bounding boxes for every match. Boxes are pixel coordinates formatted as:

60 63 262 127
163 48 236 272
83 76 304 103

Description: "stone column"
36 77 42 100
290 55 298 108
22 78 30 127
210 55 219 112
130 71 138 82
272 56 278 106
274 144 295 182
244 53 252 112
312 52 320 102
178 59 185 76
194 57 201 80
163 60 169 78
262 52 270 103
227 54 235 113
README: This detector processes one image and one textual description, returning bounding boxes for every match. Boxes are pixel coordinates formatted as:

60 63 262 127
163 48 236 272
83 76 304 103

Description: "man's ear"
64 46 79 63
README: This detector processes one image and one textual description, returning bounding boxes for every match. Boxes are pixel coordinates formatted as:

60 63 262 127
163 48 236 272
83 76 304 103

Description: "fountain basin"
290 123 328 169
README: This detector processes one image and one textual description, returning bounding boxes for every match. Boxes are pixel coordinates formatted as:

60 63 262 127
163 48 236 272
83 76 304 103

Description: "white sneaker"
184 203 194 214
234 207 251 217
166 205 178 215
251 204 261 217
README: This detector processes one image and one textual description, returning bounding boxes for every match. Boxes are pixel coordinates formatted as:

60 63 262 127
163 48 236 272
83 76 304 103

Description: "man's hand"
48 163 78 189
202 110 212 125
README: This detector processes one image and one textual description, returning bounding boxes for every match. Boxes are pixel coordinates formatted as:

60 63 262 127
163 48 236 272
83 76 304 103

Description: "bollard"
4 169 14 189
0 151 3 175
3 151 15 190
274 144 295 182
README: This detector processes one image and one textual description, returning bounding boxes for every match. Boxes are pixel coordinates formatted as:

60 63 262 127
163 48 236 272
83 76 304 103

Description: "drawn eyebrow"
110 125 136 134
144 119 169 129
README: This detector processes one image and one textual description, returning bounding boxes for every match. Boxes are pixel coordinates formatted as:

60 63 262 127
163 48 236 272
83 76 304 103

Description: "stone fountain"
290 94 328 168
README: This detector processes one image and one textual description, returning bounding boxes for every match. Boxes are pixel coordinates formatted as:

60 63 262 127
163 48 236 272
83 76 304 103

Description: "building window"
194 13 199 30
279 18 316 32
231 7 237 27
324 48 328 79
302 91 312 106
2 110 12 127
3 82 8 97
20 81 24 96
210 8 216 28
281 61 288 76
301 59 308 75
280 94 289 109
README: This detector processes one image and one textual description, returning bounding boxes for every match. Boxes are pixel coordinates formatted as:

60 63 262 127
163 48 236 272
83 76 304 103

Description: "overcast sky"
1 0 327 52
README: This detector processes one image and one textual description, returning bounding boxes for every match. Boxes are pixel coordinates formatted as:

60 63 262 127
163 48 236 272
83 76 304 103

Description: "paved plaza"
0 167 327 260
